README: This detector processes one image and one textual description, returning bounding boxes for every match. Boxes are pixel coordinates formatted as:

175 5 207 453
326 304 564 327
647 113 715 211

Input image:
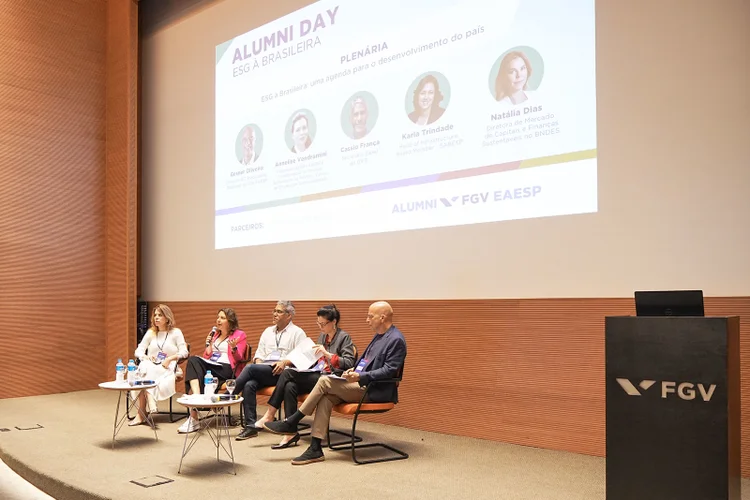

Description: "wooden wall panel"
0 1 107 398
152 298 750 475
140 0 217 36
105 0 139 376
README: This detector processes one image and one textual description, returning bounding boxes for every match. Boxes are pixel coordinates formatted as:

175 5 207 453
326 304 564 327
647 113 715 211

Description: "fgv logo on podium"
616 378 717 401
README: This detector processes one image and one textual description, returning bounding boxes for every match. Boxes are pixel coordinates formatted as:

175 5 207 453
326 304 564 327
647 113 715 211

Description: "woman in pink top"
178 308 247 434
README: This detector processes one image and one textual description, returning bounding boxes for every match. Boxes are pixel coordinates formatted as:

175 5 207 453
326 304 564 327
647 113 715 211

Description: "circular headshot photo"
340 91 379 140
404 71 451 126
488 46 544 106
285 109 317 154
235 124 263 165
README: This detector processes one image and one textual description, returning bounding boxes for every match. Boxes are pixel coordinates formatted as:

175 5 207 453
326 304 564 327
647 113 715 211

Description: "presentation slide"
215 0 596 249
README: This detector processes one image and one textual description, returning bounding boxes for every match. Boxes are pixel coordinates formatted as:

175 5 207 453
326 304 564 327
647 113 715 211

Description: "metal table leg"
177 407 237 475
111 392 123 449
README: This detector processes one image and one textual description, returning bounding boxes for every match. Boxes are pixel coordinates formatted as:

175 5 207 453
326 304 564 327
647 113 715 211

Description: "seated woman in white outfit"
130 303 189 426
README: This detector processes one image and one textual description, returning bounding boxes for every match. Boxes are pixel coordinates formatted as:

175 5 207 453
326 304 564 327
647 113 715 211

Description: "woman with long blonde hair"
130 304 188 426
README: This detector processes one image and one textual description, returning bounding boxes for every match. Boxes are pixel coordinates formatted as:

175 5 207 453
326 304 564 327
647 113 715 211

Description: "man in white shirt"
235 300 307 440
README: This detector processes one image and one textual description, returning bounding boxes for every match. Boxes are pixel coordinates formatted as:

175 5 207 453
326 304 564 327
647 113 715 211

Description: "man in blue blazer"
264 300 407 465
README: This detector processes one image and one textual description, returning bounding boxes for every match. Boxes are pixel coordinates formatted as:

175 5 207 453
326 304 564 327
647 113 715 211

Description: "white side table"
98 380 159 448
176 395 244 475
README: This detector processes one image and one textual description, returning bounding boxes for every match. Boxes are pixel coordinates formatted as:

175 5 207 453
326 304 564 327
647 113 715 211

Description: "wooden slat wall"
152 298 750 475
105 0 139 381
0 0 107 397
0 0 139 398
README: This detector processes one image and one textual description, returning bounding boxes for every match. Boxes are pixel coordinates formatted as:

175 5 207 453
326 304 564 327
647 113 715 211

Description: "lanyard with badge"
354 358 368 373
355 328 389 373
156 331 170 363
267 327 285 361
211 335 227 362
312 358 328 372
316 331 337 373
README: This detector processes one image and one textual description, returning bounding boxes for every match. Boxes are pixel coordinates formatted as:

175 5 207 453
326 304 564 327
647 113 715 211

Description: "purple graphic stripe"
361 173 441 193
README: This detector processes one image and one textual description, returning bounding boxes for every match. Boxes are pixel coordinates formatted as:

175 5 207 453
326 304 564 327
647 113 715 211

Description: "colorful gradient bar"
215 148 597 216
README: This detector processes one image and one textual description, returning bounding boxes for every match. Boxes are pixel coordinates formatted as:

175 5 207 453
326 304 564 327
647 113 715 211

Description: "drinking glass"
225 379 236 395
137 363 147 382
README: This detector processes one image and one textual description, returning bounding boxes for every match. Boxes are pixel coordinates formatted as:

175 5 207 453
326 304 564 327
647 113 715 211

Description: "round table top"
177 395 244 408
99 380 158 391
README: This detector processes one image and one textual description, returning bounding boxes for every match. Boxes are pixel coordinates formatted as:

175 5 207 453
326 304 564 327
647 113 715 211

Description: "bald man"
240 125 256 165
264 301 407 465
350 96 369 139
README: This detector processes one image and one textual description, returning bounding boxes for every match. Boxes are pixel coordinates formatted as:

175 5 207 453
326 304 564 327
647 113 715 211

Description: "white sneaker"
178 416 201 434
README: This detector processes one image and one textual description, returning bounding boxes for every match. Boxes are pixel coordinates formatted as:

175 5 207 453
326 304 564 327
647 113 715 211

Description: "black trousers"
267 370 322 419
234 364 279 425
184 356 233 394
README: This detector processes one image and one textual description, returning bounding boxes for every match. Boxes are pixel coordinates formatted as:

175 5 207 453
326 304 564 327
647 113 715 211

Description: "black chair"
326 362 408 465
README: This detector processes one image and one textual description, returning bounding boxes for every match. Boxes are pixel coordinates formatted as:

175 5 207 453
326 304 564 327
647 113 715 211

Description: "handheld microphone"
211 394 240 402
206 326 217 346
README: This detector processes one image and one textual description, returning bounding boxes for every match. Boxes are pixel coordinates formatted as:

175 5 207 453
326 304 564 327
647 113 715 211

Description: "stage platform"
0 390 746 500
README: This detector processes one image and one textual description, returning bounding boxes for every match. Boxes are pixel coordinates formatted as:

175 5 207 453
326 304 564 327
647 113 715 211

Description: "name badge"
266 350 281 362
355 358 368 373
156 352 167 363
210 351 221 362
312 359 327 372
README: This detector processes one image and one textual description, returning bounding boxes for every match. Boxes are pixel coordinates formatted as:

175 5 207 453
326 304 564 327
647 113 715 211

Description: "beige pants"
299 376 366 439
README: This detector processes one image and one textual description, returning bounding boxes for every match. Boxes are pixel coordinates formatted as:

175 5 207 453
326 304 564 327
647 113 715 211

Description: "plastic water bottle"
204 370 215 396
115 359 125 382
127 359 137 385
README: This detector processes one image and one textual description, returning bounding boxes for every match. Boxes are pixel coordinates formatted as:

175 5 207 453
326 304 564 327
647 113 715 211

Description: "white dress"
134 328 189 402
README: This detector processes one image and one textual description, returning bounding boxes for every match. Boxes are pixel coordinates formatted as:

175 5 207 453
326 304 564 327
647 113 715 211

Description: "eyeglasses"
316 320 330 328
273 309 287 315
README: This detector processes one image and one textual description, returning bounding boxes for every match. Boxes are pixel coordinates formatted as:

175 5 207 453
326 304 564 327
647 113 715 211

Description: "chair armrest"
365 377 402 387
238 345 253 364
356 376 403 407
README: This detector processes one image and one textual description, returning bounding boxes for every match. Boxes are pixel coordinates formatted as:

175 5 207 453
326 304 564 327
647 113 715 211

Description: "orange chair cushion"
333 402 395 415
257 386 275 397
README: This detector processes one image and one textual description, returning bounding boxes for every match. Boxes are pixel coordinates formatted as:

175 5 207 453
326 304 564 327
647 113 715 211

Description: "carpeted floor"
0 390 746 500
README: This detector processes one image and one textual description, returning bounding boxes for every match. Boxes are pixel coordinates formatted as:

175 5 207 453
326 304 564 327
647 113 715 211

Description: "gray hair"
350 96 367 112
277 300 295 317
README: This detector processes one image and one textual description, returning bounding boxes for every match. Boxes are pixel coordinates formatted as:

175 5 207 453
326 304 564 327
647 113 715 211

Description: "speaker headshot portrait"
341 91 379 140
286 110 316 155
406 72 450 126
236 124 263 165
489 47 545 106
